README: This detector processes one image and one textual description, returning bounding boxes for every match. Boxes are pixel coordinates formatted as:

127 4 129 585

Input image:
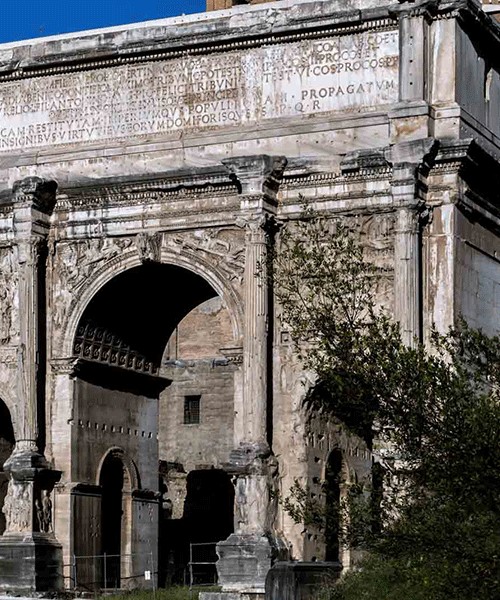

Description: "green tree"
272 206 500 600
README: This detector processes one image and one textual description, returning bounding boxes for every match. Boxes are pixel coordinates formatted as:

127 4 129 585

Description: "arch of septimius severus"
0 0 499 594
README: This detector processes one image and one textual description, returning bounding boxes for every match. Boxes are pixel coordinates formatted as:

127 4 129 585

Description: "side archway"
98 448 135 588
96 447 140 491
64 248 243 589
324 449 345 563
0 399 15 535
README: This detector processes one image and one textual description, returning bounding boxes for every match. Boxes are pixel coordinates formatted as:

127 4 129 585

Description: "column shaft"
242 217 269 443
16 240 42 451
394 207 421 346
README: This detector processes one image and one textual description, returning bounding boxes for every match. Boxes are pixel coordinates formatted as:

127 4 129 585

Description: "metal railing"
71 551 157 592
188 542 219 589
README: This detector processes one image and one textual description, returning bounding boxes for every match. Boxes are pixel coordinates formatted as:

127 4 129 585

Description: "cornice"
454 0 500 64
0 15 397 82
55 170 239 211
279 195 395 216
280 157 393 193
427 138 500 227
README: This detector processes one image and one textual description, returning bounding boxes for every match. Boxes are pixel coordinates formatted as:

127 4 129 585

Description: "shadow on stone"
265 562 342 600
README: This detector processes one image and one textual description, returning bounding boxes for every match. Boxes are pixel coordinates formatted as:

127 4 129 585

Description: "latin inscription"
0 30 398 151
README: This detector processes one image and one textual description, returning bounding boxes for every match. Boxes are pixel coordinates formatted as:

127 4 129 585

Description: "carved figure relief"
136 232 162 263
51 237 134 336
2 480 31 533
42 490 53 533
57 238 134 294
164 229 245 283
234 475 248 533
35 499 43 531
233 452 281 535
265 455 280 534
0 249 18 345
374 275 394 311
359 213 395 269
245 471 269 535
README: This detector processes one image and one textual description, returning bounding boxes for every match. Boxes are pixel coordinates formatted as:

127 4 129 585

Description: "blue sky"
0 0 206 44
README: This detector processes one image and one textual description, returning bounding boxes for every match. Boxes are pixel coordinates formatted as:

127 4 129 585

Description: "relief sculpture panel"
51 237 134 338
350 212 395 312
163 228 246 284
0 247 18 346
50 229 245 350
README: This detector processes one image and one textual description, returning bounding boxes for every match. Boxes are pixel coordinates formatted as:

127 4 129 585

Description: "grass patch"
100 585 220 600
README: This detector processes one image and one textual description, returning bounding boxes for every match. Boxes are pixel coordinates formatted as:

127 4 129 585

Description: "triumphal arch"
0 0 499 593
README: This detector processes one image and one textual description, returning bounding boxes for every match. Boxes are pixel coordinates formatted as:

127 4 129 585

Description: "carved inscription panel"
0 30 398 151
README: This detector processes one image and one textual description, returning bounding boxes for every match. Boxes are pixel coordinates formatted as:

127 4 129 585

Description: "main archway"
69 260 240 589
61 249 244 359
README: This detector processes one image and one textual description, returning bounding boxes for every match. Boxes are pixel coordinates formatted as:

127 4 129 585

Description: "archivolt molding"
57 235 244 358
96 446 140 491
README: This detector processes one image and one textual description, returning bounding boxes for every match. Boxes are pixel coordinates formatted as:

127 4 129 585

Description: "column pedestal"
0 534 63 593
215 443 288 599
217 533 286 596
0 177 63 593
0 451 62 592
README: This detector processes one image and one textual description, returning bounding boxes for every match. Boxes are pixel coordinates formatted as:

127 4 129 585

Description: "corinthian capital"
12 177 58 215
236 212 280 242
222 155 287 203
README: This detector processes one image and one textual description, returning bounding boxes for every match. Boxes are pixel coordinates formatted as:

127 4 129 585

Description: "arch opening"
74 263 219 372
99 451 132 588
70 261 239 589
324 449 343 562
161 469 234 585
0 400 14 536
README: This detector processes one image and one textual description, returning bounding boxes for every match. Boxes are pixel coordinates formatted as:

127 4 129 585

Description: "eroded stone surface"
0 0 498 594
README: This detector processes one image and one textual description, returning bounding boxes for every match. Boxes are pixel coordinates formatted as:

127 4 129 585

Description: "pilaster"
388 1 430 144
0 177 62 593
389 140 437 346
428 11 461 138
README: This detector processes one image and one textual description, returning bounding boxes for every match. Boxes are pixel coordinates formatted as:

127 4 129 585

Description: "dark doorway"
100 452 131 588
0 400 14 535
184 470 234 543
162 469 234 585
324 449 343 562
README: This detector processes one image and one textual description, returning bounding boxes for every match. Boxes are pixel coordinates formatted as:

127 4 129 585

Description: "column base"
0 533 63 592
216 533 288 594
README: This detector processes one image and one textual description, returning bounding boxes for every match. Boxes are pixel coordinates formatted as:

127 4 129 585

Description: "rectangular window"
184 395 201 424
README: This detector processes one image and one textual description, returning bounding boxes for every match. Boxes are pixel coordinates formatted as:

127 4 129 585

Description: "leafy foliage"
272 205 500 599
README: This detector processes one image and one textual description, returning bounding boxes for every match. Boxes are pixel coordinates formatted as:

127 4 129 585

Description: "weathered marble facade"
0 0 499 593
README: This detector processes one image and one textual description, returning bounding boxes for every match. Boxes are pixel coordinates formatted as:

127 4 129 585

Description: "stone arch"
0 383 18 442
97 446 136 588
0 398 15 536
61 247 244 358
96 446 140 491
